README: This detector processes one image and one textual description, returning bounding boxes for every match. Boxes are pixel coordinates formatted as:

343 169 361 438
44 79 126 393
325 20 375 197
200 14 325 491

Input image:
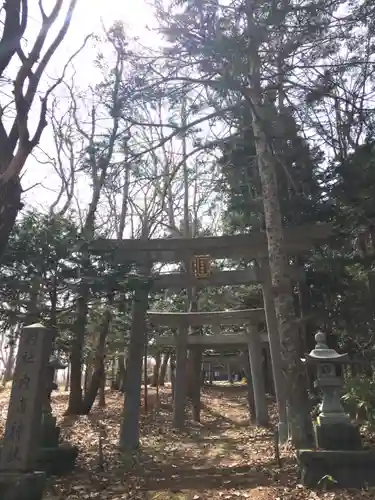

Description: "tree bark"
170 352 176 397
119 279 149 451
250 97 313 446
2 336 16 386
259 260 288 440
263 346 274 395
110 357 116 389
84 358 92 394
66 285 89 415
159 352 170 386
143 333 148 413
81 359 105 414
64 363 70 392
185 292 201 421
114 353 126 391
190 346 202 421
242 350 256 422
81 351 104 414
80 294 113 414
99 370 106 408
246 326 269 426
0 173 21 259
172 325 188 429
151 352 161 386
0 0 81 260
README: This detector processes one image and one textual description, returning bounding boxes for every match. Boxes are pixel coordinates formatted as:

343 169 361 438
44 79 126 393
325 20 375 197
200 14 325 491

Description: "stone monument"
297 332 375 489
0 323 53 500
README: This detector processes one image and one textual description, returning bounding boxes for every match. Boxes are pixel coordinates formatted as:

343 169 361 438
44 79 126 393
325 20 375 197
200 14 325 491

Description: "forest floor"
0 384 374 499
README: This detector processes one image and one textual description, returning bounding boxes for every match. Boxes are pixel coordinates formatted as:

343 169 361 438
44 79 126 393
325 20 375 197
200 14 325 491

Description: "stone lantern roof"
49 356 68 370
302 332 349 364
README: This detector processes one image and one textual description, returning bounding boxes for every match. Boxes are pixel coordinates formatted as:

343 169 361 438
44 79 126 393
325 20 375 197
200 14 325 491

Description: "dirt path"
42 385 290 499
141 386 279 498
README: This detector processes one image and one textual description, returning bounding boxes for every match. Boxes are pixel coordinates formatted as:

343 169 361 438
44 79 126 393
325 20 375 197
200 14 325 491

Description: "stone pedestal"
0 471 46 500
297 450 375 489
314 421 361 451
0 439 78 478
36 444 78 476
37 412 78 476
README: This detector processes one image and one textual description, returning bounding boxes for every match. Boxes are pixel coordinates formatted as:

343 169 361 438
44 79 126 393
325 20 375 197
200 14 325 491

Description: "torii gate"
88 223 331 437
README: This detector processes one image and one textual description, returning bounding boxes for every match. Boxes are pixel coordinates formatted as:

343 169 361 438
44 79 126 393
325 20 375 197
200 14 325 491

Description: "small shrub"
342 375 375 424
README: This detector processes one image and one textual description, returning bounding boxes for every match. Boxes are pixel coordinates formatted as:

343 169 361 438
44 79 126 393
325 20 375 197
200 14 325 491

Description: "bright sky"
22 0 159 211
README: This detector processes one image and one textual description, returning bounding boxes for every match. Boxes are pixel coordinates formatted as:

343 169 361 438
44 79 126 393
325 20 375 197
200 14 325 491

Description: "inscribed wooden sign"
0 324 53 472
191 255 211 278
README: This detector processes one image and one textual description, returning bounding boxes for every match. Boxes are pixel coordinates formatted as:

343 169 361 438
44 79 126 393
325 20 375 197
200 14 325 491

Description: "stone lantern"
302 331 360 450
40 356 67 448
36 356 78 476
43 357 67 413
297 331 375 489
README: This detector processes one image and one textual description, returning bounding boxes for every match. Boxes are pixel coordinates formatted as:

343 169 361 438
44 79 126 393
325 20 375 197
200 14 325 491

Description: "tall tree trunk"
64 363 70 392
2 339 16 386
99 370 106 408
242 350 256 422
190 346 202 421
110 357 116 389
65 92 120 413
0 178 22 259
84 358 92 393
119 349 128 392
81 293 113 414
114 353 126 391
259 259 288 441
159 352 170 386
1 321 19 386
119 276 150 451
143 332 148 413
244 0 312 444
66 284 89 415
250 97 312 446
173 325 189 429
170 352 176 396
186 298 202 422
151 352 161 386
26 276 42 325
246 327 269 426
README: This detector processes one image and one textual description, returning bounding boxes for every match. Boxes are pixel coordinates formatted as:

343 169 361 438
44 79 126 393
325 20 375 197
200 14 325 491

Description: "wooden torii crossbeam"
148 308 265 327
155 332 269 347
88 223 332 263
202 354 243 365
151 265 304 290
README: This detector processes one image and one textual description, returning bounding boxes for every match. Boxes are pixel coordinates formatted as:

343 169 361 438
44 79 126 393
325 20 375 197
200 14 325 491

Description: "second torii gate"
149 308 272 426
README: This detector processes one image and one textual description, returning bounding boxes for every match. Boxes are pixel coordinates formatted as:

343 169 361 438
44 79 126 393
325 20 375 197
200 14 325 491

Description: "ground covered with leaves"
0 384 374 499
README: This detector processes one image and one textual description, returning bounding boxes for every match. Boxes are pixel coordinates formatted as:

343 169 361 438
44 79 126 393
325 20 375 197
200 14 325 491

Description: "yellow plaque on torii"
191 255 211 278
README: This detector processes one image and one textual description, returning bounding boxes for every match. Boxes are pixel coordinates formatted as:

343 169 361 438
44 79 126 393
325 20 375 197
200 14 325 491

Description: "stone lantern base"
314 421 362 450
0 441 78 477
36 412 79 475
36 444 78 476
297 449 375 488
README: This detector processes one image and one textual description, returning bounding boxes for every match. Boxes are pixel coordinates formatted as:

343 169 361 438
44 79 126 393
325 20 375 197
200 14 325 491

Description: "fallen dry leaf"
0 384 374 500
